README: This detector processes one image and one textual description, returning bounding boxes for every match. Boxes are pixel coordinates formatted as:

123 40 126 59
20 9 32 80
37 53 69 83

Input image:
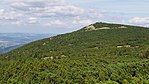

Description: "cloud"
129 17 149 24
28 17 38 24
42 5 84 16
0 9 23 25
129 17 149 27
44 20 64 26
72 16 93 26
0 0 88 26
78 19 93 25
2 0 65 4
0 9 23 20
10 1 84 17
0 0 115 30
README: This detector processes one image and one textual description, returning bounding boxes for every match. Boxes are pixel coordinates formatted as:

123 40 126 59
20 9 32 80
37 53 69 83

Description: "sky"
0 0 149 34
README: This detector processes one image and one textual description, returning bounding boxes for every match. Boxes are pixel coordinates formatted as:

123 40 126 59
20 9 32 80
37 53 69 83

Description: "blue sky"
0 0 149 34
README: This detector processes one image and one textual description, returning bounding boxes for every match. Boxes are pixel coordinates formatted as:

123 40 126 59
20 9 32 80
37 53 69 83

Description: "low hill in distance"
0 22 149 84
0 33 56 54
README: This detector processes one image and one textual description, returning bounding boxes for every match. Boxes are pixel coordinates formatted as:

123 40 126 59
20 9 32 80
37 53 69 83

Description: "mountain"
0 33 56 54
0 22 149 83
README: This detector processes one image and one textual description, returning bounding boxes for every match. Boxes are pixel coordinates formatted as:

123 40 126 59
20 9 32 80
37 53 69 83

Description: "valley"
0 33 55 54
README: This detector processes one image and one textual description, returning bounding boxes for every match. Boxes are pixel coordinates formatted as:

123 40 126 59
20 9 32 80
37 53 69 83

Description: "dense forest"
0 22 149 84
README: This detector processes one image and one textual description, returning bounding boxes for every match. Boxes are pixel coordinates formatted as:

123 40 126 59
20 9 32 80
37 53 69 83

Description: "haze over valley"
0 33 55 54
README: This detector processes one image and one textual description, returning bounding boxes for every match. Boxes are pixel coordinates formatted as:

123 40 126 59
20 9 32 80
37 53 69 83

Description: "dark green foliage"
0 22 149 83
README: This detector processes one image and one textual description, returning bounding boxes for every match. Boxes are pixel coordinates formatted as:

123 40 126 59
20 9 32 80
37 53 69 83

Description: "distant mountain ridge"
0 33 56 54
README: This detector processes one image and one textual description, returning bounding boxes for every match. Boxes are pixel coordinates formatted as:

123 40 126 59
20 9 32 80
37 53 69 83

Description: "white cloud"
129 17 149 24
0 9 23 25
0 21 22 25
43 5 84 16
44 20 64 26
72 19 92 25
11 2 84 17
87 9 103 19
78 19 92 25
0 0 124 30
0 0 87 26
28 17 38 24
3 0 65 4
51 20 64 25
0 9 23 20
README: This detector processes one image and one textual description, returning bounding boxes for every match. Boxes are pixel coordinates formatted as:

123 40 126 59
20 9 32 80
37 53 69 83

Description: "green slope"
0 22 149 83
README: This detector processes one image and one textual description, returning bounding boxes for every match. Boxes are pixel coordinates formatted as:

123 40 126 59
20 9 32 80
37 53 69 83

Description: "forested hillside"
0 22 149 84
